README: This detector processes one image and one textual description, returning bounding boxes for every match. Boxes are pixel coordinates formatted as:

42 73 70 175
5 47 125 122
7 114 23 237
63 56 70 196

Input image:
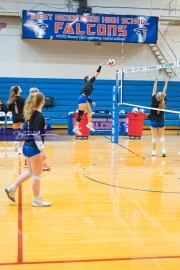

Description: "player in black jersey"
150 76 169 157
5 92 51 207
73 62 104 135
8 86 25 153
23 87 52 171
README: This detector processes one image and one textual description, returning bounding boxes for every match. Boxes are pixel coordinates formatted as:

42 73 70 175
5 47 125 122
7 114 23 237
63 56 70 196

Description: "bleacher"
0 77 179 128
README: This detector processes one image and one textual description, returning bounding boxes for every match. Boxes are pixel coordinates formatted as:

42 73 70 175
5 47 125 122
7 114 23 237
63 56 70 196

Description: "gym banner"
67 112 128 136
22 11 158 44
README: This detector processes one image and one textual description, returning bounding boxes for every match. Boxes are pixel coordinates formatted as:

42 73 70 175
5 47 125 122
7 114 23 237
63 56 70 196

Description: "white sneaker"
162 150 166 157
5 185 17 202
73 126 82 136
14 142 19 152
32 196 51 207
86 122 95 132
152 150 156 156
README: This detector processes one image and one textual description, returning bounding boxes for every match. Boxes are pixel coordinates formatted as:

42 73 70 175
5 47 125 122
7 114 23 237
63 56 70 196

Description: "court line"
18 154 23 264
103 135 145 159
18 184 23 264
86 176 180 194
0 255 180 265
101 136 180 193
122 190 180 248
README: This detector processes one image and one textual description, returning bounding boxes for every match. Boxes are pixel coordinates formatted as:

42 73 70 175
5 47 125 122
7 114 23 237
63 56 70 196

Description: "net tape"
116 61 180 74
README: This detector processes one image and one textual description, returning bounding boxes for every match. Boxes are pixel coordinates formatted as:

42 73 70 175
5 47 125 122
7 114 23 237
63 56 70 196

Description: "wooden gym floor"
1 132 180 270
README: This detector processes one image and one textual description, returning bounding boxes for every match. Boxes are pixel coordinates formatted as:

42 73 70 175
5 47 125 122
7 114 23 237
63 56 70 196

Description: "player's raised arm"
163 77 169 95
152 76 158 96
95 62 104 79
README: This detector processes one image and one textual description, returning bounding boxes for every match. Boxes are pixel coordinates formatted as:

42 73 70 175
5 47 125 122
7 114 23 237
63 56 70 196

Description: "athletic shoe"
86 122 95 132
162 151 166 157
46 163 52 169
14 142 19 152
43 163 52 171
24 160 27 168
73 126 82 136
152 150 156 156
32 197 51 207
5 185 17 202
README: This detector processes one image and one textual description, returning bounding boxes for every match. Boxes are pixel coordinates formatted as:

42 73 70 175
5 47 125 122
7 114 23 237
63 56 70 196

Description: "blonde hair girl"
5 92 51 207
150 76 169 157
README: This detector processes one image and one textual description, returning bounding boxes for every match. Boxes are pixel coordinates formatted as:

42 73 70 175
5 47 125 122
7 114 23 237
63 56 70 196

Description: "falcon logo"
134 27 148 42
0 23 7 31
33 22 48 37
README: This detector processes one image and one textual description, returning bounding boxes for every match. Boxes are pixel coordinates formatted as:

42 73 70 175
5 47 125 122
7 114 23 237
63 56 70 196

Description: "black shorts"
13 118 25 124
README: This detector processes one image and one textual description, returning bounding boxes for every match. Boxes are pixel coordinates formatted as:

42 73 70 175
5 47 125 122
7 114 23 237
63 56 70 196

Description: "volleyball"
107 59 115 67
132 107 138 113
139 109 145 113
120 110 125 114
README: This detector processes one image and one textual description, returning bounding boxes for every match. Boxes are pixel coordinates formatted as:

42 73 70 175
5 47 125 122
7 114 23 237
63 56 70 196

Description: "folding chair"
45 118 52 130
6 112 13 126
0 112 7 142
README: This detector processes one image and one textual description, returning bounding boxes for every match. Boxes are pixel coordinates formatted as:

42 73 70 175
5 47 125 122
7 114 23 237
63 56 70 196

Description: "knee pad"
76 110 84 122
152 137 157 143
160 137 165 142
27 171 33 178
32 175 42 181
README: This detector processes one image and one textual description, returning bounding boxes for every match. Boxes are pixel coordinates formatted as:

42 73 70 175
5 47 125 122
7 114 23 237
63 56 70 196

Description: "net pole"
111 86 119 144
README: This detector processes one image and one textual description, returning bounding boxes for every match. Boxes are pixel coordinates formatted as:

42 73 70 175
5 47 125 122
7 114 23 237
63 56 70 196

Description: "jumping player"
8 86 25 153
150 76 169 157
73 62 104 135
5 92 51 207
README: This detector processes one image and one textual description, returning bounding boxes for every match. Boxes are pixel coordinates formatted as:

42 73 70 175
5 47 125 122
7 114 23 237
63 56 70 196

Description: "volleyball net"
111 61 180 143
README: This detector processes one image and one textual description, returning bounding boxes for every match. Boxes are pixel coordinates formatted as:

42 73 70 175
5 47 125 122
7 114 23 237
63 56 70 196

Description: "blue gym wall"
0 78 179 127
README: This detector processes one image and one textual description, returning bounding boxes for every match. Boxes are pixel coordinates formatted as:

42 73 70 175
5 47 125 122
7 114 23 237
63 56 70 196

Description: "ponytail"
23 92 44 120
157 92 166 109
29 87 39 94
84 75 89 82
160 100 165 109
8 86 20 104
